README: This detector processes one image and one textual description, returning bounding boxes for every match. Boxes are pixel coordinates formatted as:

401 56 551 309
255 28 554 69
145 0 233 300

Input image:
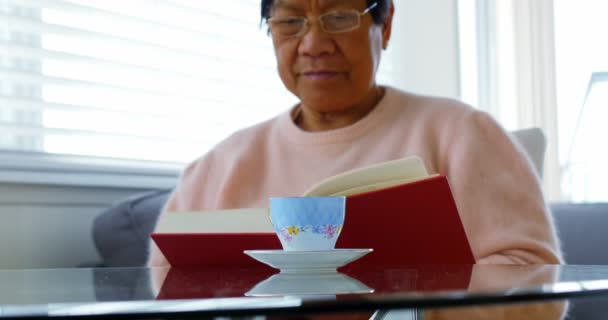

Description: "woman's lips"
303 71 340 80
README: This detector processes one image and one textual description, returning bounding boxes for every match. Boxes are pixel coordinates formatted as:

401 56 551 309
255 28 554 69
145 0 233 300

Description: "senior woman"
148 0 561 266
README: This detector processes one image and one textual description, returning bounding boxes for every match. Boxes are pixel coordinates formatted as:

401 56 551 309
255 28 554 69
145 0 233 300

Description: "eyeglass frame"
266 2 378 38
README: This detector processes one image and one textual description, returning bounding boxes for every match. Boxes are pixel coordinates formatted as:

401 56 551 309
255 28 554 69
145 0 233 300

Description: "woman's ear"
382 1 395 50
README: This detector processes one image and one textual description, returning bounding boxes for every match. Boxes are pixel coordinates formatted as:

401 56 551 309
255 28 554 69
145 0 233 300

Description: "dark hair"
260 0 391 25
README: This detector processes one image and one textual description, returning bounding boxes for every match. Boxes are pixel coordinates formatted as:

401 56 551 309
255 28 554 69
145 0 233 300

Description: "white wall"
0 151 180 269
0 183 155 269
385 0 461 98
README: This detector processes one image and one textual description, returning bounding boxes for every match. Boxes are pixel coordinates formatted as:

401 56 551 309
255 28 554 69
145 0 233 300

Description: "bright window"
554 0 608 201
560 74 608 201
458 0 608 201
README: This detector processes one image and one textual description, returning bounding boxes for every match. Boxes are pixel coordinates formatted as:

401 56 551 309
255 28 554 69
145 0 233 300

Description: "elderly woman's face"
269 0 391 113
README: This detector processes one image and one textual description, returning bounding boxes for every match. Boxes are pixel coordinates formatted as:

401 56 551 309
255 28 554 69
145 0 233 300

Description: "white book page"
303 156 428 196
155 208 273 233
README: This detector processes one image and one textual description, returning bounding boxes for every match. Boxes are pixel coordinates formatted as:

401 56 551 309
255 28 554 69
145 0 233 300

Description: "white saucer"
245 272 374 296
243 248 373 274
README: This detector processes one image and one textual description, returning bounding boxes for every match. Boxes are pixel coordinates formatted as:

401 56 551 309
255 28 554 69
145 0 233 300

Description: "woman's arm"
443 111 562 264
147 230 170 267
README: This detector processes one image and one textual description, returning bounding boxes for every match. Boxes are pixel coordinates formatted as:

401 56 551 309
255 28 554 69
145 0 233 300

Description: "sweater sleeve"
443 111 562 264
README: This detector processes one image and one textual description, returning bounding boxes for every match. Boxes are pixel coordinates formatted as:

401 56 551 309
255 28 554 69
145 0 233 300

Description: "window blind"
0 0 398 164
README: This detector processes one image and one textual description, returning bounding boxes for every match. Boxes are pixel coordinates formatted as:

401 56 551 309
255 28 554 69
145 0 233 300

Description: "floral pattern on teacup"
278 224 342 242
287 226 300 236
278 228 293 242
312 224 341 239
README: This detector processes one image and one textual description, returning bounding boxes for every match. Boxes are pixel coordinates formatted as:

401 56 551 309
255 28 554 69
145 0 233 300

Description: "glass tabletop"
1 264 608 319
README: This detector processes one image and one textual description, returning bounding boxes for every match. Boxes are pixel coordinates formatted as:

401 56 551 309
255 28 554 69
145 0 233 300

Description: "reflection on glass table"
245 272 373 297
2 265 608 319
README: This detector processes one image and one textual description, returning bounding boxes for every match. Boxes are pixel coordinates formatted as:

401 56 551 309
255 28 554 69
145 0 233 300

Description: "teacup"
269 196 346 251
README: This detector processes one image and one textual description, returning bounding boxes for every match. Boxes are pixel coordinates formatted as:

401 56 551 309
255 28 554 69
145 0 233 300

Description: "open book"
151 156 475 268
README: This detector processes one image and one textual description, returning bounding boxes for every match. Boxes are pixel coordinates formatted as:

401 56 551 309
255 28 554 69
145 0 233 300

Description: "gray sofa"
93 190 607 267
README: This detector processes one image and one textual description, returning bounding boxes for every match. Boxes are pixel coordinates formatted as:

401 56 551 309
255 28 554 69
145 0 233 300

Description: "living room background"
1 0 607 202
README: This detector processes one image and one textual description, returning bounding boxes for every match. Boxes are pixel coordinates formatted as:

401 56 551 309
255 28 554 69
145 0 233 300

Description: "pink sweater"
154 87 562 265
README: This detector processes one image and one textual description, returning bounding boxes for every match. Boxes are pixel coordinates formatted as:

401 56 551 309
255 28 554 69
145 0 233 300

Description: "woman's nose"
297 21 337 57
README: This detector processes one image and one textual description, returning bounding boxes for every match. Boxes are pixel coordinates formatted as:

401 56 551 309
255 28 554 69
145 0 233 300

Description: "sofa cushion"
510 127 546 177
550 202 608 265
93 189 171 267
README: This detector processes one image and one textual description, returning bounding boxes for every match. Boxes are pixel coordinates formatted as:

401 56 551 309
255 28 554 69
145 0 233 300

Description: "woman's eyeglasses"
267 2 378 37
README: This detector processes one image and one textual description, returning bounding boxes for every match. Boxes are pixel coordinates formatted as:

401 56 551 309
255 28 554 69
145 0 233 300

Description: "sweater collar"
278 86 398 145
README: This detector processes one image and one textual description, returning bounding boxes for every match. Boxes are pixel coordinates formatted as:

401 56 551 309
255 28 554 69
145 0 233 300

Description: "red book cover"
151 233 281 268
338 175 475 270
